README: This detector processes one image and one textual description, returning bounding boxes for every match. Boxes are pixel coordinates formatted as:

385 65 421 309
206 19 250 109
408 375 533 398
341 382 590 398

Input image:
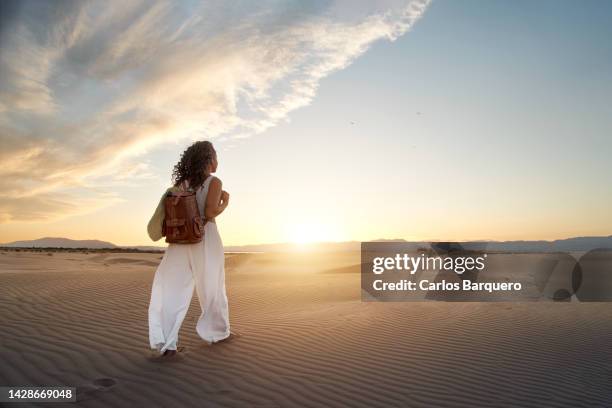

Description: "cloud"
0 0 429 223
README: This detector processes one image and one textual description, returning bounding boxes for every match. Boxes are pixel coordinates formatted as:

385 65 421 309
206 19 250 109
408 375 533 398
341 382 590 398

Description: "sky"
1 0 611 247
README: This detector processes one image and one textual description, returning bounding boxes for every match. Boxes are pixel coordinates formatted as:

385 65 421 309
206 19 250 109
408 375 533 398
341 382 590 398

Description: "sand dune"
1 250 611 407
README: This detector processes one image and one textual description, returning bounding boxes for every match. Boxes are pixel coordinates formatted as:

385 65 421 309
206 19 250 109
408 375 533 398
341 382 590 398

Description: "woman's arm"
205 177 229 219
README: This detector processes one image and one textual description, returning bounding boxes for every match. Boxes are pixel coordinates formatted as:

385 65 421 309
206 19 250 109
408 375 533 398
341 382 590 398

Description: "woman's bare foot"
213 331 240 345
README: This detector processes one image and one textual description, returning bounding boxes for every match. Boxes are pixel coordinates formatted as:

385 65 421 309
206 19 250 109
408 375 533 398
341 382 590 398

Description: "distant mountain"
3 236 612 253
0 237 117 249
225 236 612 253
483 236 612 252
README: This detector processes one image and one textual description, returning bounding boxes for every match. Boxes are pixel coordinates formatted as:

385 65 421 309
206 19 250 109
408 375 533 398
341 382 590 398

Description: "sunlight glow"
286 221 342 245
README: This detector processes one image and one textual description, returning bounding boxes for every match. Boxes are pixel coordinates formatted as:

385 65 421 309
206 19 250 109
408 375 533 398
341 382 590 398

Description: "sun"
288 222 320 245
285 221 342 245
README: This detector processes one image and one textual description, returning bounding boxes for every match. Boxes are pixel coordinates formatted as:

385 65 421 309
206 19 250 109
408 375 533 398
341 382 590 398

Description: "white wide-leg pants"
148 222 230 354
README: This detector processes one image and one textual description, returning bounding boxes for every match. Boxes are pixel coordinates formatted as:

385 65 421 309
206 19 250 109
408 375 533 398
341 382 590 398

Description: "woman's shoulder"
207 175 221 186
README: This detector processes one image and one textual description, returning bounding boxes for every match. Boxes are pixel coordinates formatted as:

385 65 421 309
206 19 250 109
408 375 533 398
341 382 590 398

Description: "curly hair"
171 140 216 189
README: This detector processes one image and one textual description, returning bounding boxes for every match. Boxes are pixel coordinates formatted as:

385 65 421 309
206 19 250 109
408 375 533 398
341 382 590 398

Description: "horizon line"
2 234 612 249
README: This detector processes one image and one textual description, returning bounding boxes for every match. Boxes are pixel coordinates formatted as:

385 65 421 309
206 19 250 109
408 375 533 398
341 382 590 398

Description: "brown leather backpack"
162 181 205 244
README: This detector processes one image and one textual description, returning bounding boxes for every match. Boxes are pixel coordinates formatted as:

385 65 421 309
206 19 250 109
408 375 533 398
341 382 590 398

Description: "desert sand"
1 249 612 407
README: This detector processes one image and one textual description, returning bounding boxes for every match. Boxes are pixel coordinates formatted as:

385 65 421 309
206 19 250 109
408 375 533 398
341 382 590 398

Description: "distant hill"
481 236 612 252
0 237 117 249
224 236 612 253
2 236 612 253
0 239 362 252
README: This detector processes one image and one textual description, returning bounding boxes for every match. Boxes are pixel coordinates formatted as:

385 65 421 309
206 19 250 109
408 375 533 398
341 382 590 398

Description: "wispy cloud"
0 0 429 223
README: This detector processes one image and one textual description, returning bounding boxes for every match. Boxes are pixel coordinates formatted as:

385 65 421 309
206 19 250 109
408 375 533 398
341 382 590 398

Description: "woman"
147 140 231 357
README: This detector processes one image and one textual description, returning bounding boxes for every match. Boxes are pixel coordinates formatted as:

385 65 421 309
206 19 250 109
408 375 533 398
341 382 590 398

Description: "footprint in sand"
76 378 117 401
93 378 117 387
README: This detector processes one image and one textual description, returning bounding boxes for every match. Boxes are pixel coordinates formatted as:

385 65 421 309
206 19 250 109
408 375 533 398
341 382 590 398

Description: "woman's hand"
221 190 230 205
